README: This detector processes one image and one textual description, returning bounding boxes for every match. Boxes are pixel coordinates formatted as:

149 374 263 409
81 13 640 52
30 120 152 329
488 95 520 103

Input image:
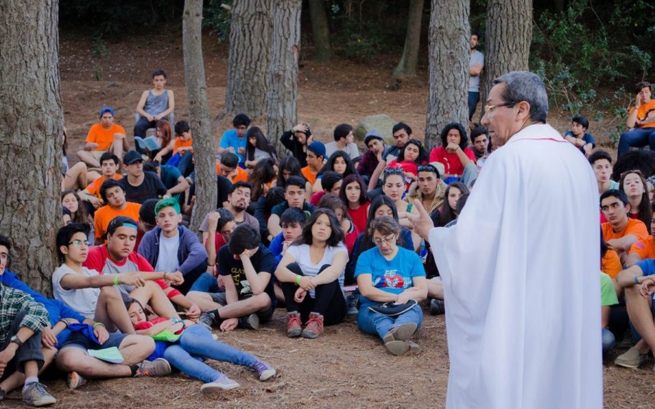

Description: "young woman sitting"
244 126 277 169
355 216 427 356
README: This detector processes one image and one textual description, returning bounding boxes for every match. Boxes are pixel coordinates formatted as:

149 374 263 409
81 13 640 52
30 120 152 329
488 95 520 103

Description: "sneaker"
429 298 445 315
301 312 324 339
67 371 88 390
252 360 276 381
201 375 240 393
615 346 649 368
346 293 359 316
239 313 260 330
22 382 56 407
136 358 172 377
286 311 302 338
198 311 216 329
385 340 420 356
382 322 417 344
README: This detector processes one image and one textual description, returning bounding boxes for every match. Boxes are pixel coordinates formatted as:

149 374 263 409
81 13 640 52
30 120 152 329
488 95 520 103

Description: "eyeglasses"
373 234 397 246
483 102 515 117
68 240 90 247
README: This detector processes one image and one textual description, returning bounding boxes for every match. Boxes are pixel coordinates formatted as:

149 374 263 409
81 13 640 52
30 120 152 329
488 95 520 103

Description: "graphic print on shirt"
372 270 410 289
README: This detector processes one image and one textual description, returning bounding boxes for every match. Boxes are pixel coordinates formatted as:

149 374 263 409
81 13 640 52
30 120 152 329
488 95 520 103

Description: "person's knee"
121 335 155 358
56 348 87 373
250 293 272 310
99 285 122 301
286 262 302 276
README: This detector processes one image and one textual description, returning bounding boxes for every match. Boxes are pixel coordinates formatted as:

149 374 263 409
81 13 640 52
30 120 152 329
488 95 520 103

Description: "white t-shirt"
52 264 101 319
156 234 180 272
324 142 360 161
286 242 348 298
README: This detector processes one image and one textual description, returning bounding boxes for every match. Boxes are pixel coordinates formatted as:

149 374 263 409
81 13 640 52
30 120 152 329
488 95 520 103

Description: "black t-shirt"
218 244 276 300
271 201 315 217
120 171 167 204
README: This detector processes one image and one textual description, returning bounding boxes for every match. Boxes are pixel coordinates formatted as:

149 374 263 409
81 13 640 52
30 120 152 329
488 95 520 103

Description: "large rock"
354 114 398 146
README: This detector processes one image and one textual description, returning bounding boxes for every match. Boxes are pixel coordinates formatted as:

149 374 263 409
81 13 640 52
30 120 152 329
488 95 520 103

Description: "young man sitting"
215 152 248 183
143 161 189 202
94 180 142 242
324 123 360 164
188 225 276 331
138 198 208 294
269 207 307 268
406 164 447 219
309 171 342 206
589 150 619 196
301 141 326 186
617 81 655 159
134 69 175 139
564 114 595 157
267 176 316 238
600 189 649 261
199 182 259 242
217 113 250 163
119 150 168 204
77 107 128 168
85 217 201 320
357 131 385 182
80 152 122 209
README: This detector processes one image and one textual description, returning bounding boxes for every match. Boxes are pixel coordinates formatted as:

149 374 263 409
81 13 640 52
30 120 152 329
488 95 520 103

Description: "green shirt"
0 284 49 344
600 272 618 307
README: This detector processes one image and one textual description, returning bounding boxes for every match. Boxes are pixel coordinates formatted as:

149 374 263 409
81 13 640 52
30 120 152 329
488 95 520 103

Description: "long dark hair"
397 139 429 164
439 122 469 149
292 208 344 247
318 151 357 178
246 126 277 162
437 182 469 227
620 169 652 229
61 190 90 224
339 174 369 206
276 156 303 188
248 157 277 202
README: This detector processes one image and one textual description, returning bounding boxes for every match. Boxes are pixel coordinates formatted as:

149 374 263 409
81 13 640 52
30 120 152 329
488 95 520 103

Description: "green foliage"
204 0 232 43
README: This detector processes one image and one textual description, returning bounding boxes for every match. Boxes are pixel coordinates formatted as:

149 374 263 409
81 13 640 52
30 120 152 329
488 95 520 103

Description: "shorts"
209 292 274 324
59 331 128 351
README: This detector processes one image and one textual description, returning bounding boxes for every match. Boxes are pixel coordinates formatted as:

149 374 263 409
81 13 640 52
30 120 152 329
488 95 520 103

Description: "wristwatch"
10 335 23 347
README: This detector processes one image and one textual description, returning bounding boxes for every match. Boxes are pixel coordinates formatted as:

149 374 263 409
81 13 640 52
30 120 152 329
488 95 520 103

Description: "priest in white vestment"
410 71 602 409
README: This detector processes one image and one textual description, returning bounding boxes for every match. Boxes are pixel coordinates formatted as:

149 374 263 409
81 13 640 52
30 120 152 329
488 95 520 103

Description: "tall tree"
483 0 533 98
224 0 273 118
425 0 470 150
183 0 216 232
0 0 62 293
393 0 425 80
266 0 302 149
309 0 332 62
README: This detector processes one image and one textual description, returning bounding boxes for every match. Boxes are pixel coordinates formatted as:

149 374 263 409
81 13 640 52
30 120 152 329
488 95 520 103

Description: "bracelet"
60 318 69 327
295 275 302 286
93 322 105 328
171 317 182 324
635 275 640 285
207 264 215 267
113 275 119 286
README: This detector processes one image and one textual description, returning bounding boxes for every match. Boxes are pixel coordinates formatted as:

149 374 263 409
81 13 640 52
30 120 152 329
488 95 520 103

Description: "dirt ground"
15 30 645 408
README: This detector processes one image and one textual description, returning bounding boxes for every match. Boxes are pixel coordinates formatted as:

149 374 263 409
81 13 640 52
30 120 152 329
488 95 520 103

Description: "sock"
210 309 224 326
23 377 38 391
130 364 139 377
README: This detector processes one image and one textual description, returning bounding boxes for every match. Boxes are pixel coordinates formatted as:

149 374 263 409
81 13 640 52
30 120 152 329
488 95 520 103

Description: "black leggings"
281 262 346 325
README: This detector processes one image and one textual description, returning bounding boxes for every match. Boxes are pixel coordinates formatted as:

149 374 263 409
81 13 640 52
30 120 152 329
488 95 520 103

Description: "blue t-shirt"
354 246 426 308
269 232 285 268
220 129 247 163
564 131 595 153
160 165 182 190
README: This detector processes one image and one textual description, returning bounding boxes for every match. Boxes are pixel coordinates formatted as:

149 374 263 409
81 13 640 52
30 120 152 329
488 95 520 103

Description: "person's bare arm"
240 250 272 295
136 91 152 120
268 214 282 237
166 175 189 196
625 251 643 267
469 64 483 76
607 235 638 252
59 272 145 290
368 155 386 191
616 265 644 288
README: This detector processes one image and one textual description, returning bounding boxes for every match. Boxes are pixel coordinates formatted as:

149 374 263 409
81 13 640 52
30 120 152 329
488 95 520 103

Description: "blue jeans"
468 91 480 120
617 128 655 159
163 325 257 383
189 272 221 293
357 303 423 340
602 328 615 354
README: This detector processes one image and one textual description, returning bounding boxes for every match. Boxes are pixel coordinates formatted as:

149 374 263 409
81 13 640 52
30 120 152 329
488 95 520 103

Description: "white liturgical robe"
429 124 602 409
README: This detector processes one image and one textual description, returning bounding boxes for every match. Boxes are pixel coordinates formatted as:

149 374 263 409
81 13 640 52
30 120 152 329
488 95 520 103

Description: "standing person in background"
468 32 484 123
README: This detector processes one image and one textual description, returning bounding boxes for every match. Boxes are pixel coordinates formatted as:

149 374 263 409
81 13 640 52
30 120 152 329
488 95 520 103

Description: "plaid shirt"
356 150 380 178
0 283 49 344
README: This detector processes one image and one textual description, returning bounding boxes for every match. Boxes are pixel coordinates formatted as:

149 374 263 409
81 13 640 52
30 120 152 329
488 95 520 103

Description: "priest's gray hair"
493 71 548 124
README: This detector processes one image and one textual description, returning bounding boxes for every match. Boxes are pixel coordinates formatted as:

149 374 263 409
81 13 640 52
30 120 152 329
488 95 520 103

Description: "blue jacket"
138 225 208 276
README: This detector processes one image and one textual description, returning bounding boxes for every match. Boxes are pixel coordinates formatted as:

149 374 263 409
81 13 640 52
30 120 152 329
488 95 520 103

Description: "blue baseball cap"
100 107 115 118
307 141 326 159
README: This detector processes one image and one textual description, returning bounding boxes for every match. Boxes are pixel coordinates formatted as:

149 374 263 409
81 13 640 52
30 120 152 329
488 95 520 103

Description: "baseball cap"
307 141 326 159
107 216 138 236
123 150 143 165
364 130 384 145
100 107 115 118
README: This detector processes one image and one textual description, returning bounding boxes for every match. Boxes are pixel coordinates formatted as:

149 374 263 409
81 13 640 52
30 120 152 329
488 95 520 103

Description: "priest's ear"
515 100 531 122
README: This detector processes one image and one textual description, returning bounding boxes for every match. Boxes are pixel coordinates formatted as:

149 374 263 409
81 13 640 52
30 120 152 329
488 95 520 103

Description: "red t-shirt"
429 146 476 176
347 203 369 234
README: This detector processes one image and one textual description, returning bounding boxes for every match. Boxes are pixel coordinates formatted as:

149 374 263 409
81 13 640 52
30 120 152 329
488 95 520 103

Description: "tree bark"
309 0 332 62
183 0 217 233
424 0 470 150
266 0 302 152
392 0 424 80
483 0 533 100
224 0 273 118
0 0 63 294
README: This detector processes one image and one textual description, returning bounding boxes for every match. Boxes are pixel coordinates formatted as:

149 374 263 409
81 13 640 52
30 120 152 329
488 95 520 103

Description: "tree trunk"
392 0 424 80
224 0 273 118
0 0 62 294
266 0 302 152
183 0 217 233
483 0 533 101
309 0 332 62
424 0 470 150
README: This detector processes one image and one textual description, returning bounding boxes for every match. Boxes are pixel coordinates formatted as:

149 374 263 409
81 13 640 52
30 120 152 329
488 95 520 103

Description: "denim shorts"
59 331 127 351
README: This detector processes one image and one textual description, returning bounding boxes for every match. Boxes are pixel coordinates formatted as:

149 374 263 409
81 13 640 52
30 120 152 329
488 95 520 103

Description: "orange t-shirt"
301 166 318 185
86 123 126 151
93 202 142 240
601 218 649 243
629 235 655 260
601 249 622 278
215 162 248 183
629 100 655 129
173 137 193 154
85 174 122 198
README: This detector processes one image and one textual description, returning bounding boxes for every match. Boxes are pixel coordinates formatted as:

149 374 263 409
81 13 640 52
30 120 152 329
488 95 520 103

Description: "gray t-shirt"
324 141 360 161
469 50 484 92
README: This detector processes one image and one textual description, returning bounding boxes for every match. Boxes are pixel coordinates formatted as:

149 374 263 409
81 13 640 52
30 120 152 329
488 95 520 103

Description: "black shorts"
59 331 128 351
